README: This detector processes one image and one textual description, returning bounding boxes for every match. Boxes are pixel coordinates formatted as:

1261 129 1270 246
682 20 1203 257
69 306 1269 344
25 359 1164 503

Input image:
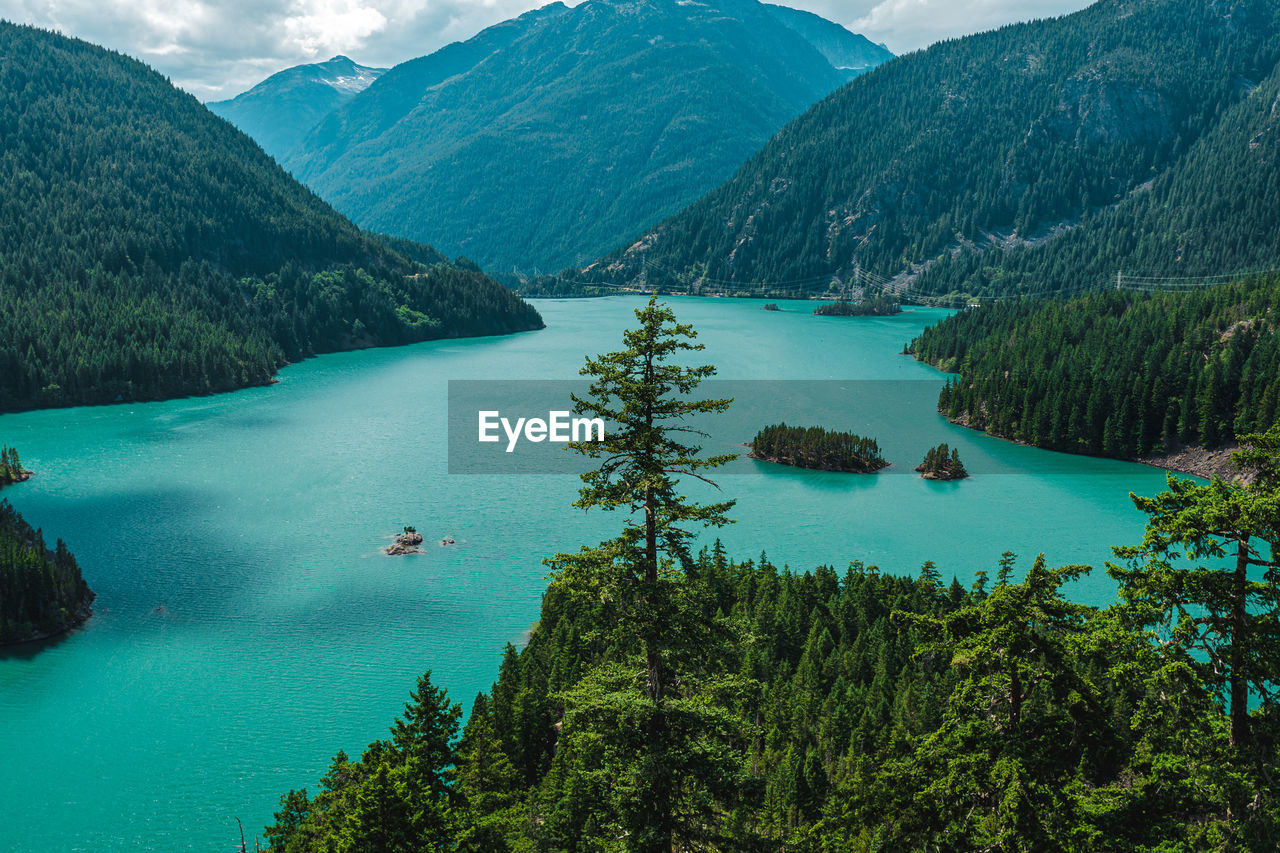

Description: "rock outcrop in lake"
386 527 425 555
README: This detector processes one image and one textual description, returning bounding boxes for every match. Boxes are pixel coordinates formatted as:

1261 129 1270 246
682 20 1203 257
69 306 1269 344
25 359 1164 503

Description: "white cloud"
1 0 550 99
282 0 388 58
0 0 1094 101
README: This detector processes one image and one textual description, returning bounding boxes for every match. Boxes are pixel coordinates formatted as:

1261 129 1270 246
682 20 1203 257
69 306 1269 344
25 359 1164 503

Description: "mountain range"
586 0 1280 300
268 0 890 273
208 55 386 162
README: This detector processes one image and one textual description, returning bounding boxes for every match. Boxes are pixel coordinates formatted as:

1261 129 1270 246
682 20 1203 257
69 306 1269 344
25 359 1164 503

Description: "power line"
1116 267 1278 293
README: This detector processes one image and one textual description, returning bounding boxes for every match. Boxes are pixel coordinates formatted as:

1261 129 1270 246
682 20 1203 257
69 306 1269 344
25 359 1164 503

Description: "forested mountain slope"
909 275 1280 459
207 56 386 162
283 0 891 273
0 22 541 413
588 0 1280 298
913 58 1280 299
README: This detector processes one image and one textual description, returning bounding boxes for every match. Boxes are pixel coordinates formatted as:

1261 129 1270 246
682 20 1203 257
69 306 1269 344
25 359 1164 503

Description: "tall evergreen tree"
545 296 746 851
1110 425 1280 747
451 695 525 852
390 672 462 846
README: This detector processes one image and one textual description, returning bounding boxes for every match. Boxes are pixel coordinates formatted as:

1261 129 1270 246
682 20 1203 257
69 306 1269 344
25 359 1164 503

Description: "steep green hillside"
909 275 1280 458
0 22 542 413
207 56 386 162
914 58 1280 299
588 0 1280 298
284 0 891 273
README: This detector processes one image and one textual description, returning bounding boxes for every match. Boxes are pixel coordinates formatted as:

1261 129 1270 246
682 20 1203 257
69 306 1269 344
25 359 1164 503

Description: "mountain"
912 49 1280 300
282 0 892 273
764 4 890 79
207 55 386 162
0 22 542 413
586 0 1280 298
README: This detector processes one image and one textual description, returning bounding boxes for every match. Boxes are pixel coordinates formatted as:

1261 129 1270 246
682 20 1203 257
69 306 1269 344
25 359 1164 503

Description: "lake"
0 297 1174 850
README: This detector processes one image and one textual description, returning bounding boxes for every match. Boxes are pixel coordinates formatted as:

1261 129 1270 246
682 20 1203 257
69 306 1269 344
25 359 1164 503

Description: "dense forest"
267 546 1280 851
283 0 890 272
267 302 1280 851
909 275 1280 459
750 423 887 472
910 58 1280 301
0 500 94 645
0 22 542 413
585 0 1280 300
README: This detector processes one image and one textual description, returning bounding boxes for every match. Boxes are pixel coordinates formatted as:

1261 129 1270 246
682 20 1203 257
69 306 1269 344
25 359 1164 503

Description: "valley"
3 0 1280 847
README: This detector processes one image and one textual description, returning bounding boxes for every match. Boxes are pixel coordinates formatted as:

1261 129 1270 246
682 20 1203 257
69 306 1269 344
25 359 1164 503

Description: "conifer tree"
452 695 525 852
1110 424 1280 747
546 296 748 852
391 672 462 844
885 555 1106 848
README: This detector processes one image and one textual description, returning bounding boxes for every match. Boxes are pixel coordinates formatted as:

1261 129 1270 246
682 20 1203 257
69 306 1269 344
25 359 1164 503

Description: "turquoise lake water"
0 297 1178 850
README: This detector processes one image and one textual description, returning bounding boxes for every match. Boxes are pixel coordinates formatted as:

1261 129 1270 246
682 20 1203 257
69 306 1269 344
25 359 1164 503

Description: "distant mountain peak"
763 4 893 74
279 0 891 272
207 56 388 159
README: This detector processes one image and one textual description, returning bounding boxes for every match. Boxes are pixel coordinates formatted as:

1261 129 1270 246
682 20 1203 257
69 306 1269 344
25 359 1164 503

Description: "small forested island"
762 303 780 311
750 423 888 472
0 446 30 486
813 293 902 317
0 500 94 645
916 443 968 480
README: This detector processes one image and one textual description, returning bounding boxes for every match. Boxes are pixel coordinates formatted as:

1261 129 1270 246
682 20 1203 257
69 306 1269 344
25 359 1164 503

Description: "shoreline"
747 450 888 474
1 470 32 486
911 353 1243 482
1 595 95 649
1137 444 1242 482
942 411 1239 481
0 323 545 417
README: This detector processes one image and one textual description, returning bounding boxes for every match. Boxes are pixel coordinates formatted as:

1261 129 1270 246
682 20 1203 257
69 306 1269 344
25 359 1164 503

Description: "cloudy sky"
0 0 1092 101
